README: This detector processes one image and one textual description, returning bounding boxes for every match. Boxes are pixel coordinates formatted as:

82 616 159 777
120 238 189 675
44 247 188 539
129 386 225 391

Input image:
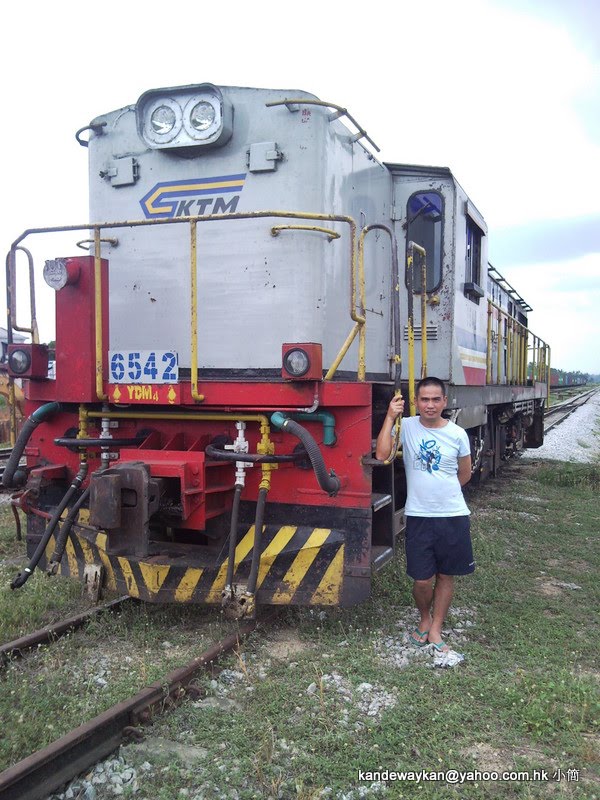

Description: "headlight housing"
8 348 31 375
7 344 49 379
189 100 216 132
137 84 233 151
283 349 310 377
282 343 323 381
150 105 178 135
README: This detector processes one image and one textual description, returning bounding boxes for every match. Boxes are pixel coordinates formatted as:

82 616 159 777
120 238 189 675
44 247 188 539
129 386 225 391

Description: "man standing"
376 377 474 653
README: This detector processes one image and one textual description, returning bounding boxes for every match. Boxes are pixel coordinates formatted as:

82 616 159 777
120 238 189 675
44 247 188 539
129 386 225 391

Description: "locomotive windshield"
406 191 443 292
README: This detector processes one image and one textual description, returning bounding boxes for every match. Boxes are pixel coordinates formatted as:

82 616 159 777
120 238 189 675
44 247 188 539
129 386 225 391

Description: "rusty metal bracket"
83 563 104 602
221 583 255 619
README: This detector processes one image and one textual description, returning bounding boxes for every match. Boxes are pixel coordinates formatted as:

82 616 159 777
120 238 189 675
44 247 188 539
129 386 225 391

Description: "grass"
0 459 599 799
537 462 600 490
0 504 94 641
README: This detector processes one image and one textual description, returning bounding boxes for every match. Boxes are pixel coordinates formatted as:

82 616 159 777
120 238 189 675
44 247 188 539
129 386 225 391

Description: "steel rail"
0 597 132 667
0 618 261 800
543 389 597 432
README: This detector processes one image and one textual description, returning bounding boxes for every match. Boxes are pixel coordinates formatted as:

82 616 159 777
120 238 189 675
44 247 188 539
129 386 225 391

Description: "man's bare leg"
428 573 454 649
412 577 434 642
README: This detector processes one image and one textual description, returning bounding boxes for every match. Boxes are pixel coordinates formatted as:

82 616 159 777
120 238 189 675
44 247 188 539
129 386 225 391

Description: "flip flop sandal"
430 640 451 653
409 628 429 648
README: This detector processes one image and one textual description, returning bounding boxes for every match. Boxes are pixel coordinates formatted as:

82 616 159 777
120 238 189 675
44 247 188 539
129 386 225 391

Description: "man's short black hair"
416 376 446 396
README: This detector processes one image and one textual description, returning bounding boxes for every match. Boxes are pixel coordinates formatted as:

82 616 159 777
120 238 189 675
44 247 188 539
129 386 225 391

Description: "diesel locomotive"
3 83 550 615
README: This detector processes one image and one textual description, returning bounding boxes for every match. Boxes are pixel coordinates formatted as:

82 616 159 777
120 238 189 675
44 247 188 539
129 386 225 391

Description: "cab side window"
465 214 485 302
405 191 443 293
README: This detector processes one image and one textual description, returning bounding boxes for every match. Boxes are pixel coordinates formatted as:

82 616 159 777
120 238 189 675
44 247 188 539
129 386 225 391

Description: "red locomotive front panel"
20 378 376 613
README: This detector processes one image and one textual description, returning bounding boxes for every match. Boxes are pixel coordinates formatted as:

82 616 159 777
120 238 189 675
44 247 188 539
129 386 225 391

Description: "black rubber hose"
224 484 243 589
54 437 146 448
247 487 268 595
271 417 340 496
2 402 61 488
11 462 88 590
205 444 299 464
11 501 22 541
48 486 91 573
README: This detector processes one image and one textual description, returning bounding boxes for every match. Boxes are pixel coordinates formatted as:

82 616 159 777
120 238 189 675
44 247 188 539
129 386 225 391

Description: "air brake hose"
247 487 268 595
2 402 61 488
224 483 243 590
205 444 299 463
11 461 88 590
47 486 91 574
270 413 341 496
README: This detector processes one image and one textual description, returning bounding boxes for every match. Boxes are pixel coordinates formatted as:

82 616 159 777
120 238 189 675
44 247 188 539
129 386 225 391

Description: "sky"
1 0 598 373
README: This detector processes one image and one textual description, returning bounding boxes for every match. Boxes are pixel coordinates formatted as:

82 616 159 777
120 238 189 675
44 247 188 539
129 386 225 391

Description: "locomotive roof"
384 163 453 180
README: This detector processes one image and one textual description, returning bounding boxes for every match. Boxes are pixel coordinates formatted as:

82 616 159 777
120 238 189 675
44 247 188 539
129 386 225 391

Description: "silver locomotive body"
88 84 392 379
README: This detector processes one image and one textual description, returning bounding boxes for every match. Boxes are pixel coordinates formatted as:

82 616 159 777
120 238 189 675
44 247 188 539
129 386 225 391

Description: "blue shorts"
405 516 475 580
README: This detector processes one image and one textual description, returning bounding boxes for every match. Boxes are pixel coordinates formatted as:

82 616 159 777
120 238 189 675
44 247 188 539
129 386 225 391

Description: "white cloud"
502 254 600 372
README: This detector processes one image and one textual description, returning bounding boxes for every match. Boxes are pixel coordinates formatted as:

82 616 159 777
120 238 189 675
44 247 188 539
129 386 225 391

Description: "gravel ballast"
521 391 600 462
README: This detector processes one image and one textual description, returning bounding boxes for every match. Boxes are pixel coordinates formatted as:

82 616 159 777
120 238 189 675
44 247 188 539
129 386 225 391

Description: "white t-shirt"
400 416 471 517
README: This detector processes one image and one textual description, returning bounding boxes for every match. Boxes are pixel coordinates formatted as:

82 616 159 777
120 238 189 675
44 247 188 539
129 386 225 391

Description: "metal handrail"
406 241 427 416
265 98 380 153
358 225 399 387
6 246 39 344
4 245 40 444
486 299 550 387
270 225 340 241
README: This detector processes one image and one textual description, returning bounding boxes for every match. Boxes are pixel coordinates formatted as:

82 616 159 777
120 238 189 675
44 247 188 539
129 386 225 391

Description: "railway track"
544 388 597 432
0 615 267 800
0 596 132 667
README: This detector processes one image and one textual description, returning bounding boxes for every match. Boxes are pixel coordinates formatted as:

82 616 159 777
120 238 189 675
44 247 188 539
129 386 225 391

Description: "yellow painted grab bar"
406 241 426 416
270 225 340 241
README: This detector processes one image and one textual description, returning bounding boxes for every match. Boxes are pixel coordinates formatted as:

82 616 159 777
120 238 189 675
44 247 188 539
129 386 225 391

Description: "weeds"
537 462 600 489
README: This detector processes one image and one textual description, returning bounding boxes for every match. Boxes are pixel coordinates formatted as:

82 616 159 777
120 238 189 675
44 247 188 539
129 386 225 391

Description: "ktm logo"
140 174 246 219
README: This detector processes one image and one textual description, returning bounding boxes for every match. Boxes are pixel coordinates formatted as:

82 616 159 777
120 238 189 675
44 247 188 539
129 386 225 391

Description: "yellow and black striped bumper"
40 521 370 607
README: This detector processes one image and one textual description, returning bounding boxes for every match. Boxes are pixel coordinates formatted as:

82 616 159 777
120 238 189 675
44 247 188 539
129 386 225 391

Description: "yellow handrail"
420 250 428 379
487 299 550 388
355 225 398 385
406 241 426 416
6 246 39 343
271 225 340 241
93 229 107 400
486 303 493 384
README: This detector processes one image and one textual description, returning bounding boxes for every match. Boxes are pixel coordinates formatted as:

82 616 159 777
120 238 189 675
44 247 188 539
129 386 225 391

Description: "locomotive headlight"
7 343 49 379
142 98 182 145
150 105 177 135
189 100 216 132
137 84 233 150
283 349 310 378
8 349 30 375
182 94 221 140
282 343 323 381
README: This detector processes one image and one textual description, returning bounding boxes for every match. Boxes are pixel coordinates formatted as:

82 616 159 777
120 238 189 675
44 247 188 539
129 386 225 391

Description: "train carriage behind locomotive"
4 83 549 613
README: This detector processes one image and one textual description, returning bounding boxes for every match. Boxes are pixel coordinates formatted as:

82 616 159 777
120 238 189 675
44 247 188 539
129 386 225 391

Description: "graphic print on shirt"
413 438 441 473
